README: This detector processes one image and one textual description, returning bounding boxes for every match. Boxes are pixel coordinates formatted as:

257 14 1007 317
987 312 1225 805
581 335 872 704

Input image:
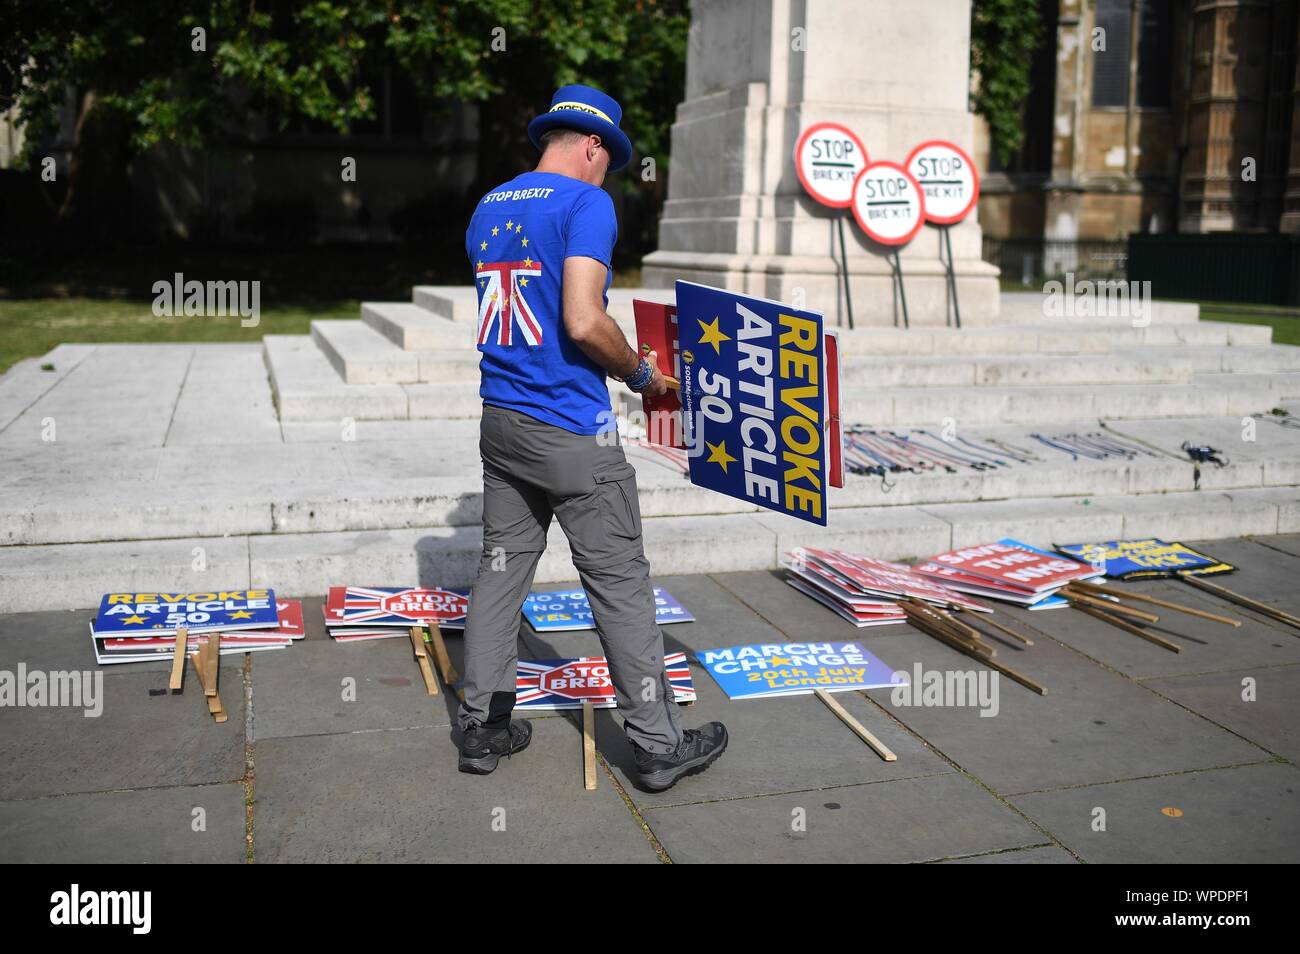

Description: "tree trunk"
55 89 133 251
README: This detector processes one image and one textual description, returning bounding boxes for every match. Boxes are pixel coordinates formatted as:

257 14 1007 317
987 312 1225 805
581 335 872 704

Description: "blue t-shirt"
466 171 617 435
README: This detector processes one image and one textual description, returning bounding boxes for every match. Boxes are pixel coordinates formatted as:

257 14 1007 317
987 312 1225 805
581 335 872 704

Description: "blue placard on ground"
524 586 694 632
1055 539 1232 578
696 641 902 700
93 589 279 636
676 280 828 526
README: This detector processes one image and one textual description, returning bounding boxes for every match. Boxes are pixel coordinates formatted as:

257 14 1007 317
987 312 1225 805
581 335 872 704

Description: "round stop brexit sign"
380 588 468 622
850 161 925 246
905 140 979 224
795 122 868 209
540 660 612 701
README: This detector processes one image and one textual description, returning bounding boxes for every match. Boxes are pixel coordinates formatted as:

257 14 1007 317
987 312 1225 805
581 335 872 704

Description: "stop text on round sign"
905 140 979 225
850 161 926 246
795 122 869 209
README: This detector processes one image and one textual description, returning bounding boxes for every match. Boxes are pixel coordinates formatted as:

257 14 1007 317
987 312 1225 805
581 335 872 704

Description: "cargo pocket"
593 461 642 543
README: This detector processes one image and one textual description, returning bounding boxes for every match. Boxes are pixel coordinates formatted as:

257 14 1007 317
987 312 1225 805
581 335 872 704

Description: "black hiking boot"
632 722 728 792
458 719 533 775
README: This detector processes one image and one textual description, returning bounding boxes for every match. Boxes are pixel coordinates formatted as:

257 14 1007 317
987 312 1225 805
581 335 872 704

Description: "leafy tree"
970 0 1043 167
0 0 687 245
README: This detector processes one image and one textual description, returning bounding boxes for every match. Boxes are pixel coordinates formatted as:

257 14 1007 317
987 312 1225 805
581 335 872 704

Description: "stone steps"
4 485 1294 613
838 353 1196 388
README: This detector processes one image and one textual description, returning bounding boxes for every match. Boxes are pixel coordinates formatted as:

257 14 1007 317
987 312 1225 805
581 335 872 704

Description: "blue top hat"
528 84 633 172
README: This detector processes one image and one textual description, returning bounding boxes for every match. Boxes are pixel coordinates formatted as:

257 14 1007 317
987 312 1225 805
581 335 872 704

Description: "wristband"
625 356 654 392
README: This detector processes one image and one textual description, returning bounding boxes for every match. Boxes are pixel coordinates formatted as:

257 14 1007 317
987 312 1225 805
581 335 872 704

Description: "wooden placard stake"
1072 601 1182 653
408 625 439 696
203 632 220 697
425 624 462 691
169 625 189 692
965 612 1034 647
1180 575 1300 631
582 701 597 791
1063 588 1161 623
905 608 1048 695
813 688 896 761
1071 579 1241 627
188 650 227 723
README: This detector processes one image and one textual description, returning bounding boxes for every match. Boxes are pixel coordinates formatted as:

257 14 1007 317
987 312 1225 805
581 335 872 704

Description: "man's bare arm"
562 256 666 396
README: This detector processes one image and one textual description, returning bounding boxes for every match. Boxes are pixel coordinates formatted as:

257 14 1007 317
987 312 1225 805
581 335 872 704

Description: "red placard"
850 161 926 246
631 298 684 448
926 543 1097 593
794 122 869 209
904 139 980 225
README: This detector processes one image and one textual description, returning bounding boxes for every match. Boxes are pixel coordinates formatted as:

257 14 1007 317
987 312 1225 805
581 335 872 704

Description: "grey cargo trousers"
457 403 685 755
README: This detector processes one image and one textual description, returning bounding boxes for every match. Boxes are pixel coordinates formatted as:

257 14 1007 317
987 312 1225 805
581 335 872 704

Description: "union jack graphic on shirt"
513 652 696 710
474 218 544 346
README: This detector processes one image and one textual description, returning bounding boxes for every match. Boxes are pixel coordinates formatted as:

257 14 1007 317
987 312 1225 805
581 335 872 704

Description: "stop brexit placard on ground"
324 586 470 629
676 280 832 526
513 653 696 710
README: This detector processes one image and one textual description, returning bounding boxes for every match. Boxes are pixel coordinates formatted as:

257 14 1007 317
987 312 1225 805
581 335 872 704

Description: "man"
457 85 728 792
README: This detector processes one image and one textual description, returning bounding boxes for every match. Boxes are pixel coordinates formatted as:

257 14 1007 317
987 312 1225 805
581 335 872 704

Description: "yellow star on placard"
697 316 731 354
479 241 487 251
121 615 146 625
521 237 529 247
229 609 254 620
491 226 500 236
768 656 792 666
706 440 736 472
506 219 513 230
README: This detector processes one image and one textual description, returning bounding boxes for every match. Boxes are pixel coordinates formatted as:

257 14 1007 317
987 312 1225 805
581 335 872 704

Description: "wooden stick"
1180 575 1300 631
1063 588 1161 623
814 688 897 761
188 651 227 723
906 614 1048 695
169 625 188 692
582 701 598 791
1072 579 1241 627
1072 601 1182 653
408 626 439 696
426 625 462 687
966 613 1034 647
203 633 220 697
904 603 996 657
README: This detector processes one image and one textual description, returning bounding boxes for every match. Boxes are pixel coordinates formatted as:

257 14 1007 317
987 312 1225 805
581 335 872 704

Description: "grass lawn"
0 298 358 374
1198 306 1300 346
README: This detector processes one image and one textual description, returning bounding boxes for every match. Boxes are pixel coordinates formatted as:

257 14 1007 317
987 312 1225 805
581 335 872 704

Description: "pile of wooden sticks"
1060 579 1241 653
899 599 1047 695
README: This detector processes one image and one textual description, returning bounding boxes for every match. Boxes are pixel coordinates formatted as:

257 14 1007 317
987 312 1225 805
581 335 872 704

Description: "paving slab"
642 772 1043 864
1184 536 1300 614
0 344 98 433
0 667 246 800
1009 761 1300 863
250 635 463 740
164 343 282 445
251 718 660 863
1256 532 1300 559
996 578 1300 681
0 783 247 863
939 844 1078 864
1143 663 1300 763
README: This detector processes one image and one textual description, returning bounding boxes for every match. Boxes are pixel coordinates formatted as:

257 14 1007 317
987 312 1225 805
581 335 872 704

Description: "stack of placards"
514 653 696 710
783 547 989 625
324 586 469 642
914 539 1101 610
522 586 693 632
89 590 294 665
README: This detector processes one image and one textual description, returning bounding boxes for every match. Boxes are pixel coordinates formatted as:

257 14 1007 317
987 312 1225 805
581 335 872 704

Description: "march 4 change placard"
676 280 830 525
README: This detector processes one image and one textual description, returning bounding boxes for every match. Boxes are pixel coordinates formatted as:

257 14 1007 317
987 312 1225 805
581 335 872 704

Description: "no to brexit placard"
905 140 980 225
514 653 696 710
676 280 830 526
794 122 869 209
524 586 694 633
324 586 470 629
1055 539 1236 579
92 589 278 637
697 641 903 700
851 161 925 246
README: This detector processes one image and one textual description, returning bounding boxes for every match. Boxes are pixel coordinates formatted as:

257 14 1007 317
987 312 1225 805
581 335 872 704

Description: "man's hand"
641 348 668 397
